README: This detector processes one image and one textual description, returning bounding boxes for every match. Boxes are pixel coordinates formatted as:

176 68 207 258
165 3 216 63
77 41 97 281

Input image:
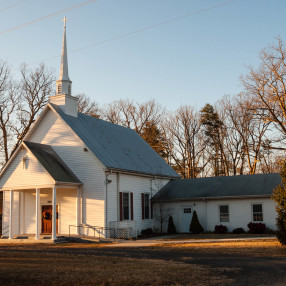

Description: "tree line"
1 38 286 178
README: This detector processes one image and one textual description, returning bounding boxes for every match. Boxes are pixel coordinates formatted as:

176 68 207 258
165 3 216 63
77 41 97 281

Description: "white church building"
0 19 280 241
0 19 179 240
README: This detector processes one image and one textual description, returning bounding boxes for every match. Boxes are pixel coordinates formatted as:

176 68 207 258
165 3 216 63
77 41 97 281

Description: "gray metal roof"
152 173 281 201
50 103 179 178
24 141 81 184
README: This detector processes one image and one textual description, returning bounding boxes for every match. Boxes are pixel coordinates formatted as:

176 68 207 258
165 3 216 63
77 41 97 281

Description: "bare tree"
10 64 55 157
163 106 206 178
153 203 173 233
76 93 100 117
0 61 19 166
102 99 163 134
221 94 271 174
241 37 286 145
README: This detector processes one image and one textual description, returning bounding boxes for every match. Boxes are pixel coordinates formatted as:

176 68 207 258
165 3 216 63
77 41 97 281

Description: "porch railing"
1 225 9 238
69 224 116 242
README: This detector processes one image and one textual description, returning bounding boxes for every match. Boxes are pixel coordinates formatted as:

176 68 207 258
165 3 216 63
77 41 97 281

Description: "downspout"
105 170 112 234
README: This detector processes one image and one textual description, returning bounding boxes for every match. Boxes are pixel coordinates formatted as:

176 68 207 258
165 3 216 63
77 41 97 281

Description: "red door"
41 205 58 234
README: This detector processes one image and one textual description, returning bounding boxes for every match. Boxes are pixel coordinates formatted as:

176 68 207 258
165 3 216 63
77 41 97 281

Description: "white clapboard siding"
106 173 118 223
28 108 106 228
0 149 54 190
206 198 277 231
153 201 207 233
118 174 170 233
154 197 277 233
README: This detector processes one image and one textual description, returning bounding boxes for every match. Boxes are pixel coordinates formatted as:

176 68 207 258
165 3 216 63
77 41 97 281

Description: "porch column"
35 188 40 239
9 190 13 239
76 186 81 235
52 187 57 240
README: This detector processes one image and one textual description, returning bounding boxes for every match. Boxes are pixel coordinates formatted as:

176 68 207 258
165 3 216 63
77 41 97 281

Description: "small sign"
47 200 51 204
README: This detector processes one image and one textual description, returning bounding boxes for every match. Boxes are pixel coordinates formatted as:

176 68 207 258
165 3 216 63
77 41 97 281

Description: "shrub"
273 162 286 245
167 216 177 234
214 225 227 234
247 222 266 234
189 210 204 234
232 227 245 234
141 228 153 236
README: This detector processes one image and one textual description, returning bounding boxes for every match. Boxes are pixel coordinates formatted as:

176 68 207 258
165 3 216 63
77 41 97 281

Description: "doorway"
182 207 192 233
41 205 58 234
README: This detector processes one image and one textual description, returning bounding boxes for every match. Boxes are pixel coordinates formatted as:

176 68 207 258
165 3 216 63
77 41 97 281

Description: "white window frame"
219 205 229 223
252 203 263 222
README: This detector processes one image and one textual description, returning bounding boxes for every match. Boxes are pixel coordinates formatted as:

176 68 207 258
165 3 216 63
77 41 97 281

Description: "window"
253 204 263 221
119 192 133 221
68 85 71 95
57 84 61 94
123 193 129 220
142 193 150 220
219 205 229 222
183 208 192 214
144 194 150 219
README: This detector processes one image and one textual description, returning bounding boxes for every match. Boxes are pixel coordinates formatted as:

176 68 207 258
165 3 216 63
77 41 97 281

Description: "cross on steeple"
62 16 68 28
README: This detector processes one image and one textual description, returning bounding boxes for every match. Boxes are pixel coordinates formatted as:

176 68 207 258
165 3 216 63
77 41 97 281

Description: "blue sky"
0 0 285 110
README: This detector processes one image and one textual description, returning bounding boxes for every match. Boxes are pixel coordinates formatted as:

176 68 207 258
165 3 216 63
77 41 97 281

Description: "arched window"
57 84 62 94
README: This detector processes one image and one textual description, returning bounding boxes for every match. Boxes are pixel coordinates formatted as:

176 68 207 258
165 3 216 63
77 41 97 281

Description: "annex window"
142 193 150 220
119 192 133 221
253 204 263 222
219 205 229 222
183 208 192 214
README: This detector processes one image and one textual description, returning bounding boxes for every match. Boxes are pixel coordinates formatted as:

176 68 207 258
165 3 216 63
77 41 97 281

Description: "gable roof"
24 141 81 184
152 173 281 201
49 103 179 178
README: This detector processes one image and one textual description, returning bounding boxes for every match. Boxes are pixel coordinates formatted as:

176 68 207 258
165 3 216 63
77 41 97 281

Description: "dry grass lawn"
0 239 285 285
158 238 286 257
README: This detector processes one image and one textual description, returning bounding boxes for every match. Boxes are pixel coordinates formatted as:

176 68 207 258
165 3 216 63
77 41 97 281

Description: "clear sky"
0 0 285 110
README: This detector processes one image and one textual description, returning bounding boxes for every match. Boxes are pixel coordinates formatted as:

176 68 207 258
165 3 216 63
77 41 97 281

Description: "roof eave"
152 194 272 202
104 167 180 179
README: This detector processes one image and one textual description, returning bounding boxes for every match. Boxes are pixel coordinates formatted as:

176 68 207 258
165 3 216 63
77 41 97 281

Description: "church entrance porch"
1 185 81 241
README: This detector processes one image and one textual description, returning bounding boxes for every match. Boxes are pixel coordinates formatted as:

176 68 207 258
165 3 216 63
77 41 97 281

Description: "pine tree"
189 210 204 234
273 162 286 245
167 216 177 234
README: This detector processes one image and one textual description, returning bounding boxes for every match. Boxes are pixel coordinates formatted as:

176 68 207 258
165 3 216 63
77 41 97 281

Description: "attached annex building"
152 173 280 233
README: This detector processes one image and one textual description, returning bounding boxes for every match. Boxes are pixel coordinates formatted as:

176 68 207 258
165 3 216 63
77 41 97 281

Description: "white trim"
52 187 57 240
251 202 264 222
35 188 40 239
9 190 13 239
219 204 229 223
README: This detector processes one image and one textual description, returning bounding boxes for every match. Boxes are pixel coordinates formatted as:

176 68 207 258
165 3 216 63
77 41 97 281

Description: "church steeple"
56 16 72 96
50 16 78 118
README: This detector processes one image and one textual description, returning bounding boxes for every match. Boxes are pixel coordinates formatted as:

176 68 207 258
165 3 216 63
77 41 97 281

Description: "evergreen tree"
273 162 286 245
189 210 204 234
200 104 227 176
167 216 177 234
141 121 168 159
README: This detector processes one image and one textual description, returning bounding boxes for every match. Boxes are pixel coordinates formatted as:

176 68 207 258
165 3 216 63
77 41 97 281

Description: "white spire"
58 16 70 81
51 16 78 118
56 16 72 95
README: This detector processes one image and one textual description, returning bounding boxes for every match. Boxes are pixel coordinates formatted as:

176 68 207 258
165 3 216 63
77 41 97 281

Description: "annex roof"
49 103 179 178
24 141 81 184
152 173 281 201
